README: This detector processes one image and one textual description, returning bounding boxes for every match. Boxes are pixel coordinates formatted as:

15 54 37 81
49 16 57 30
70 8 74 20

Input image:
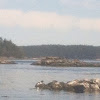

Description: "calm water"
0 60 100 100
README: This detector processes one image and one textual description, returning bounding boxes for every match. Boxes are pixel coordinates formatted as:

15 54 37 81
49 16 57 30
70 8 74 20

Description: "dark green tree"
0 37 24 58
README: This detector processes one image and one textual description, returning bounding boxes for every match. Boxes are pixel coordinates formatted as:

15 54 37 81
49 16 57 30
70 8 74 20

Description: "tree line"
0 37 24 58
0 37 100 60
21 45 100 59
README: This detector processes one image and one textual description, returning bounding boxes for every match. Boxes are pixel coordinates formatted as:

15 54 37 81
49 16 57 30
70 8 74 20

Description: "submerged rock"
35 79 100 93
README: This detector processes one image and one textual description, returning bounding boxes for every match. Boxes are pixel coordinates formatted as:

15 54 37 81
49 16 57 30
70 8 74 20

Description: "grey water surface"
0 60 100 100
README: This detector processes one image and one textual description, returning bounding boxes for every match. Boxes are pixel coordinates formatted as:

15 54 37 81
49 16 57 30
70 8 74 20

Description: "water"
0 61 100 100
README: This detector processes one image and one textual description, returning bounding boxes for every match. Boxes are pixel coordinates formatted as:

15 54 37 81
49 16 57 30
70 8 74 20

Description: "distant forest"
1 37 100 59
0 37 24 58
21 45 100 59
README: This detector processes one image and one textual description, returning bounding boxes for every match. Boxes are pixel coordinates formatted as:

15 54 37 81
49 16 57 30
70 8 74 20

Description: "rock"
0 60 16 64
35 78 100 93
64 84 75 91
65 81 88 93
31 56 100 67
72 84 85 93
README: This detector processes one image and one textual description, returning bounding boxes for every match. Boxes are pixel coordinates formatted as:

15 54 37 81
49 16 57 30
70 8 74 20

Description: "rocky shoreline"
35 79 100 93
31 57 100 67
0 60 16 64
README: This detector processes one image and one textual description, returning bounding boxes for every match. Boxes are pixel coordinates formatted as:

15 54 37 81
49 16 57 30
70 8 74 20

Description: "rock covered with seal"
35 78 100 93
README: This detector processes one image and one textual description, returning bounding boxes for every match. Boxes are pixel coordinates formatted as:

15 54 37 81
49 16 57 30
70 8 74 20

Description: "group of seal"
35 79 100 93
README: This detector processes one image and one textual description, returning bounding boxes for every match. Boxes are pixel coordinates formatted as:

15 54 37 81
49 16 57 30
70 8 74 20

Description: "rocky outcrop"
31 57 100 67
0 60 16 64
35 79 100 93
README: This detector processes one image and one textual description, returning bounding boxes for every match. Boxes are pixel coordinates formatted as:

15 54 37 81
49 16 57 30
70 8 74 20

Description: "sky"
0 0 100 46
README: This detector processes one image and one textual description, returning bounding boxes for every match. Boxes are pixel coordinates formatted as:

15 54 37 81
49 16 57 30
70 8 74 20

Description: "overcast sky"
0 0 100 46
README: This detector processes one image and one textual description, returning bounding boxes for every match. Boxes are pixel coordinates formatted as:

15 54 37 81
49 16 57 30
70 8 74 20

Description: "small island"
31 57 100 67
0 59 16 64
35 78 100 93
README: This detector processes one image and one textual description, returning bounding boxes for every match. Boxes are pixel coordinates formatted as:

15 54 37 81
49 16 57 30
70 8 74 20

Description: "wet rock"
72 84 85 93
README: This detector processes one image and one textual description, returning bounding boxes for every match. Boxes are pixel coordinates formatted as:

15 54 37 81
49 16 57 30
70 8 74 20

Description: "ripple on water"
0 60 100 100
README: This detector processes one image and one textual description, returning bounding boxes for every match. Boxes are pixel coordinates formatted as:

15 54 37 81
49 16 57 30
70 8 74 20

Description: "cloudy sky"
0 0 100 46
